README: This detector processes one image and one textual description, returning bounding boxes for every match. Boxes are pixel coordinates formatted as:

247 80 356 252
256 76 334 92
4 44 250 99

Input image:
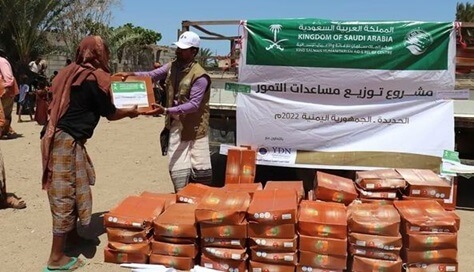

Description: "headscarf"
41 36 111 189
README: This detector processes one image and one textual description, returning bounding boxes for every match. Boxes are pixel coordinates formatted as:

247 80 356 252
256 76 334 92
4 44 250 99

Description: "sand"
0 116 473 271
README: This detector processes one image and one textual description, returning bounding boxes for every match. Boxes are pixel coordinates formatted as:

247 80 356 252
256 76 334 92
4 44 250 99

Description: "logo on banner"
405 29 433 55
263 24 289 51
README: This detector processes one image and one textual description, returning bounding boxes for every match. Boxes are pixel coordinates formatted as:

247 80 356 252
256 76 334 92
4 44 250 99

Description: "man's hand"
113 72 134 81
140 103 165 116
128 105 139 118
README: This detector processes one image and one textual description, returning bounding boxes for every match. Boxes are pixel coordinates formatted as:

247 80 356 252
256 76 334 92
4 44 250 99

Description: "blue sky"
111 0 464 55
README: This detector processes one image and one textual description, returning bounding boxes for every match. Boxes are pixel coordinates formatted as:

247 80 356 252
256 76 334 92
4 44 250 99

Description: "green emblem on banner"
225 82 251 93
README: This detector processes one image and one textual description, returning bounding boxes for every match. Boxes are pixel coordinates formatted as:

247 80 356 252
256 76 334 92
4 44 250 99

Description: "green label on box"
443 150 460 163
225 82 251 93
111 81 146 93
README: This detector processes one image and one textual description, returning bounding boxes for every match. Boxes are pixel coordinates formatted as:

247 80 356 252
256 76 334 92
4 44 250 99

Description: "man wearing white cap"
115 31 212 192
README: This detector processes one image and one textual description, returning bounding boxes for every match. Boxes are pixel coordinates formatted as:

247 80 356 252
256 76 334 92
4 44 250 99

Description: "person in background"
49 70 58 83
0 48 19 138
41 36 139 271
114 31 212 192
34 80 50 126
17 74 33 122
65 58 72 66
0 48 26 209
29 57 43 74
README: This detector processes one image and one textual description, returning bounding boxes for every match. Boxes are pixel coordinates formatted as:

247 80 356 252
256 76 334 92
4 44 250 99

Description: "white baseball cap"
174 31 200 49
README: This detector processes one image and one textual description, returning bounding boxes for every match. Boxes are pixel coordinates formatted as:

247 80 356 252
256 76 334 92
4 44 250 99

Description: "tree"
197 48 216 68
456 2 474 45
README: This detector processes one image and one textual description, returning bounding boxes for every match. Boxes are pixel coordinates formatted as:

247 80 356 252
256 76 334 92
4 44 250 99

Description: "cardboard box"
403 248 458 264
265 180 305 202
104 196 167 230
298 200 347 239
349 232 402 250
201 237 247 249
150 239 198 258
176 183 214 204
195 190 250 224
447 211 461 230
153 203 198 238
201 254 248 271
249 236 298 252
356 185 399 200
139 191 177 208
107 241 150 255
223 182 263 198
106 227 152 244
351 255 402 272
247 222 295 239
202 246 247 261
299 251 347 270
393 200 458 233
355 169 406 190
405 232 457 250
349 244 399 261
249 261 295 272
250 248 298 265
149 254 195 270
296 266 342 272
299 235 347 256
405 263 458 272
347 202 400 236
248 189 298 224
200 221 248 239
315 171 357 205
397 169 451 199
103 246 148 264
225 147 256 184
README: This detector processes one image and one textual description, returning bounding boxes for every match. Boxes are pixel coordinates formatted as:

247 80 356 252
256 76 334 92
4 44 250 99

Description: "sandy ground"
0 116 473 271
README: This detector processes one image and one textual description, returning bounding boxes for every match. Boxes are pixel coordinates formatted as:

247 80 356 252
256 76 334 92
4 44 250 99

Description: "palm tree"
456 2 474 45
196 48 215 68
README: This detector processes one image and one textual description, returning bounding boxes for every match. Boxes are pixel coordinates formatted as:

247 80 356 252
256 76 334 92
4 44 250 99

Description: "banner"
237 19 456 169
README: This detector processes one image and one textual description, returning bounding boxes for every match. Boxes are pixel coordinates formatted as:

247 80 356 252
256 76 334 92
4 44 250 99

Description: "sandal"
5 196 26 209
43 257 86 271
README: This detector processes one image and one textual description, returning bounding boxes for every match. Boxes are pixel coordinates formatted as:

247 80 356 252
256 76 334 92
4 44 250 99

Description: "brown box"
356 186 399 199
298 200 347 239
249 261 295 272
299 251 347 270
347 202 400 236
248 189 298 224
349 244 399 261
200 221 248 239
104 196 167 230
201 237 246 249
103 246 148 264
405 232 457 250
397 169 451 199
265 180 305 202
405 263 458 272
249 236 298 252
297 266 342 272
202 247 247 261
225 147 256 184
351 255 402 272
403 248 458 264
299 235 347 256
195 190 250 224
315 171 357 205
223 182 263 198
139 191 177 208
150 239 198 258
176 183 214 204
153 203 198 238
201 254 248 271
355 169 406 190
149 254 194 270
250 248 298 265
248 222 295 239
106 227 152 244
447 211 461 230
107 241 150 255
394 200 458 233
349 232 402 250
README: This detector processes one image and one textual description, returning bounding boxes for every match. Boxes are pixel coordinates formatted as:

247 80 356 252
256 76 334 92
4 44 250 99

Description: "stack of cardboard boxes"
196 189 251 270
103 195 167 264
247 189 299 270
347 202 403 272
355 169 406 205
151 203 199 270
394 200 459 272
297 200 348 272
